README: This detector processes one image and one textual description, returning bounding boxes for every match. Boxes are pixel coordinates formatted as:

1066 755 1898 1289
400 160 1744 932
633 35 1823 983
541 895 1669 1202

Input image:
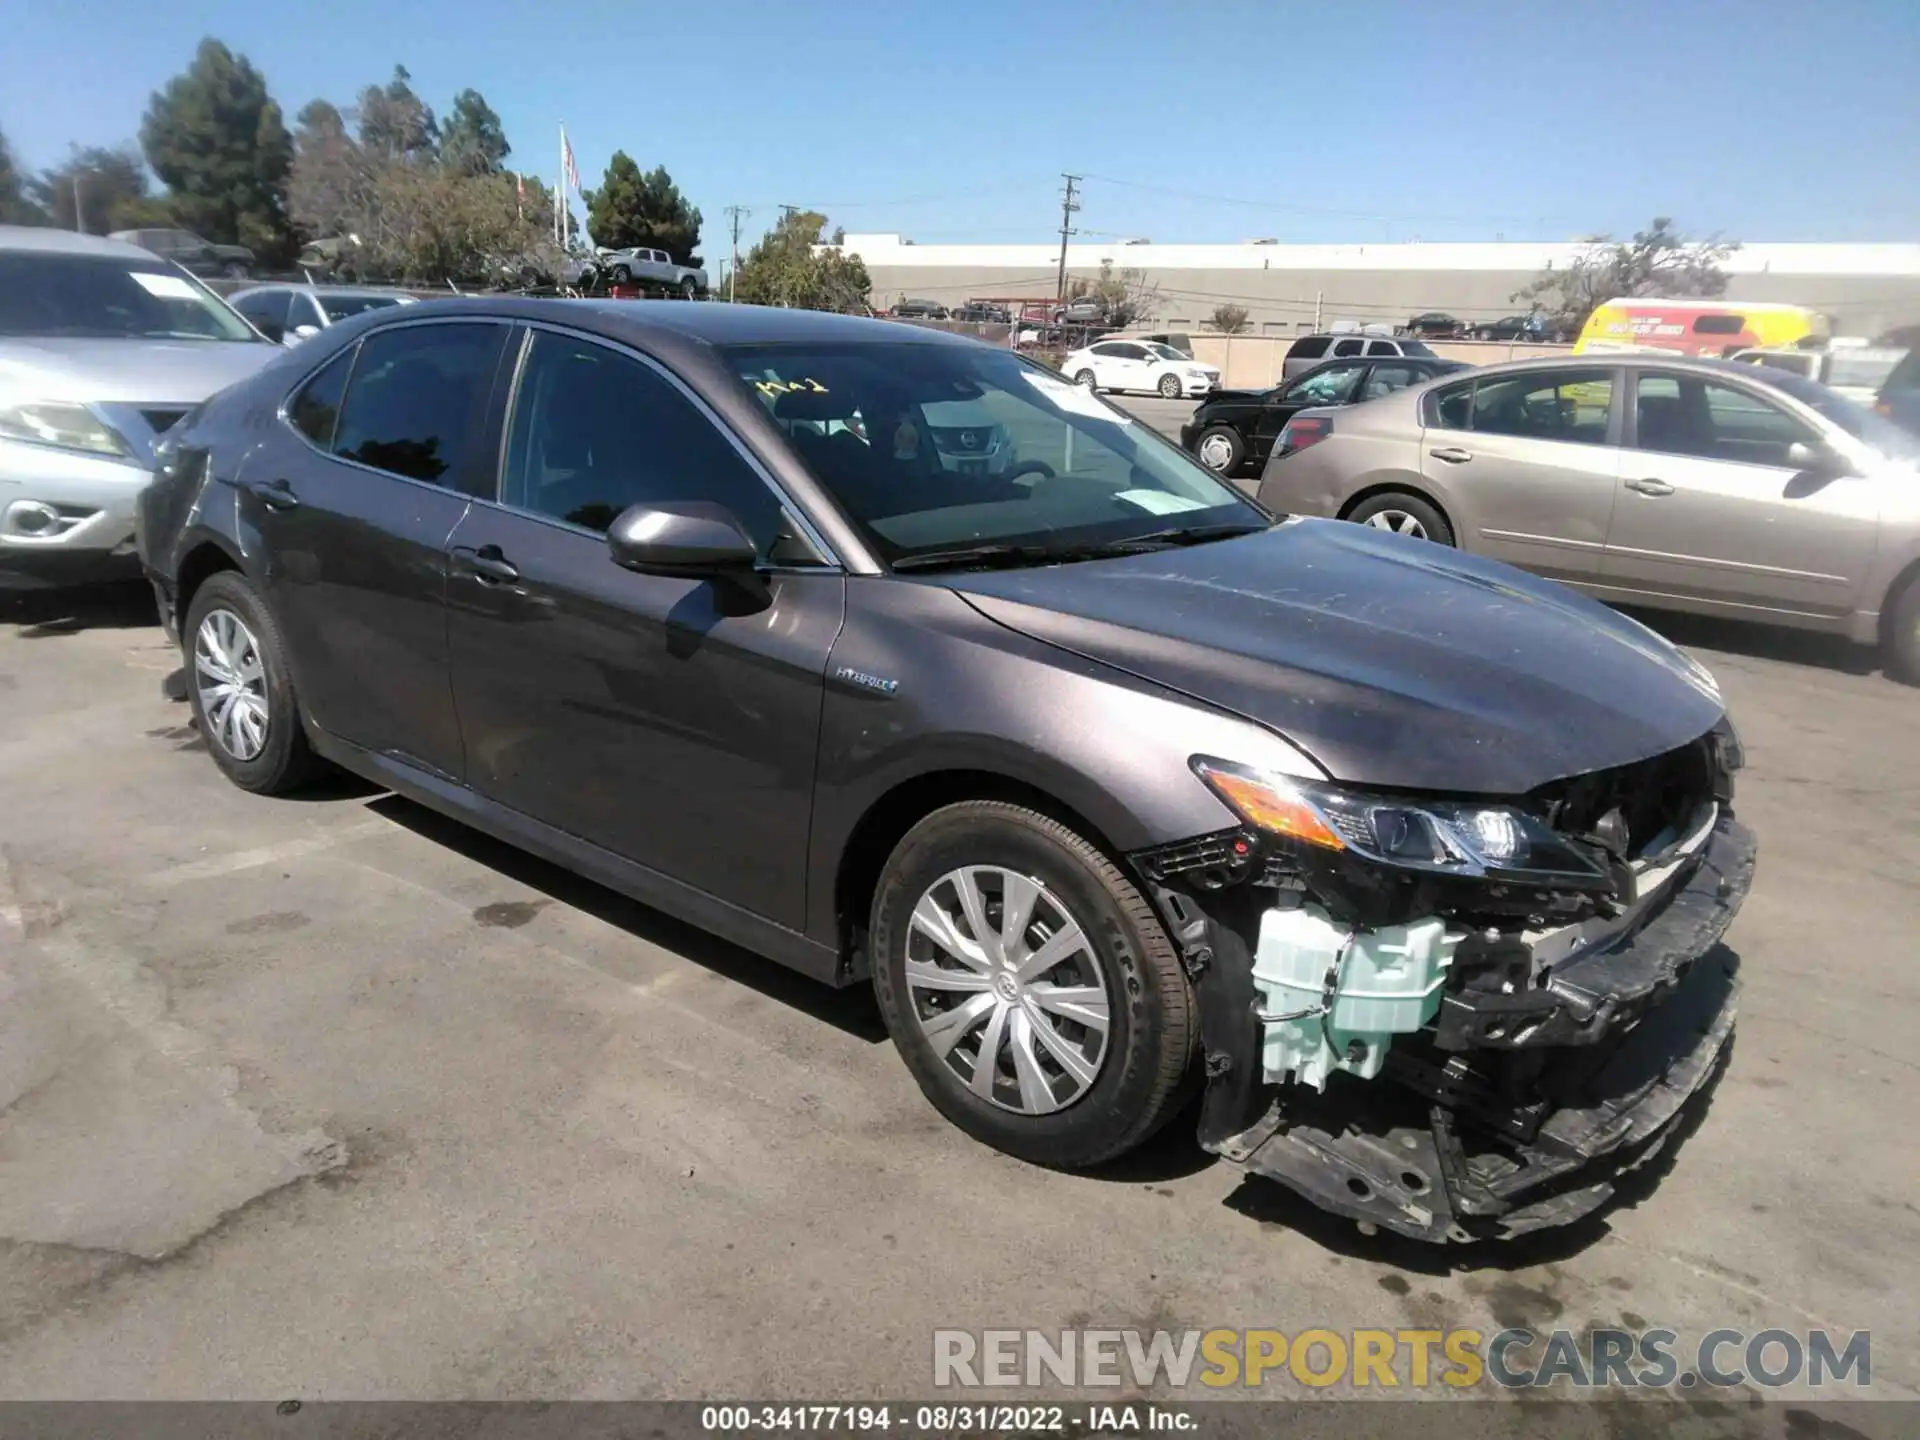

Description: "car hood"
943 519 1726 795
0 337 280 405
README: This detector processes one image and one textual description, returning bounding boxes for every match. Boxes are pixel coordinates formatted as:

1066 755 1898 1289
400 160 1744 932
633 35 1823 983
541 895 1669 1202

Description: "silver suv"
1282 331 1436 380
1257 353 1920 680
0 227 281 588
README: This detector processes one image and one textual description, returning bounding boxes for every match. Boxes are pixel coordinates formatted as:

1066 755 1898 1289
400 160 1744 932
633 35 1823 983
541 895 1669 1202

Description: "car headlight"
1192 756 1607 883
0 401 134 458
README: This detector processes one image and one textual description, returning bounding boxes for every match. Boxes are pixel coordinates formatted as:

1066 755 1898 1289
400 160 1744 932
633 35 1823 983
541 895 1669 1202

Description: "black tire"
870 801 1195 1170
182 571 324 795
1345 490 1455 546
1073 368 1097 389
1886 574 1920 685
680 277 699 301
1192 424 1246 475
1157 372 1184 399
611 264 632 284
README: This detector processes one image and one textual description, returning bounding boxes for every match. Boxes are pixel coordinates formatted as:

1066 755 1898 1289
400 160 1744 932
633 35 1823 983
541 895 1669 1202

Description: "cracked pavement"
0 574 1916 1422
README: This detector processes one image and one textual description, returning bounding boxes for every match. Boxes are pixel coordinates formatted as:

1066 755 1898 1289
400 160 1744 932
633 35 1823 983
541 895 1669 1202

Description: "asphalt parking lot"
2 505 1917 1415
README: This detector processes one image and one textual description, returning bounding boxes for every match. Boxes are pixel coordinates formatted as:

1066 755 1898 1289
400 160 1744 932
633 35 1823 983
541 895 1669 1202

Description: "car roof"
231 282 415 300
0 225 161 260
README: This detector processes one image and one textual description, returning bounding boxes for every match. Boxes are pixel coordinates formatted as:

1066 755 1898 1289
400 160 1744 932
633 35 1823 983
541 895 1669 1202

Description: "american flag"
562 132 581 194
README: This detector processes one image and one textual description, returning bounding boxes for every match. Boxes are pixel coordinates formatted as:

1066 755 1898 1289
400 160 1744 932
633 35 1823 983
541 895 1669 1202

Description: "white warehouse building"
838 234 1920 340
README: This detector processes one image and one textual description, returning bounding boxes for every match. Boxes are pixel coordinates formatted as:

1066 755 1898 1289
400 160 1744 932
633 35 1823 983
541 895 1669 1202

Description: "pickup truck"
1728 344 1908 405
597 247 709 298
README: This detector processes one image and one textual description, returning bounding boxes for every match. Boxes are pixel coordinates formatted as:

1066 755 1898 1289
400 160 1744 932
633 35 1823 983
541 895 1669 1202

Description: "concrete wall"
844 236 1920 342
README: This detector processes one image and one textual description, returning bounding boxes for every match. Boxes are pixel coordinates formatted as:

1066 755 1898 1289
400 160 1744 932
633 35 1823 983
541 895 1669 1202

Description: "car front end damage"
1131 720 1753 1242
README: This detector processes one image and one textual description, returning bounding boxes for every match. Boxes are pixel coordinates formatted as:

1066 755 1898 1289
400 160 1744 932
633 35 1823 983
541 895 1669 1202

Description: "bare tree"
1515 218 1738 335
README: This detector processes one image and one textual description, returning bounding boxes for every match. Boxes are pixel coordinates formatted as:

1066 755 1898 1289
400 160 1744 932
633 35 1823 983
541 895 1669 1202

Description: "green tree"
1514 217 1738 334
440 89 510 176
29 145 169 233
357 65 439 164
0 126 46 224
584 153 702 263
140 38 293 261
1209 303 1251 334
732 210 870 312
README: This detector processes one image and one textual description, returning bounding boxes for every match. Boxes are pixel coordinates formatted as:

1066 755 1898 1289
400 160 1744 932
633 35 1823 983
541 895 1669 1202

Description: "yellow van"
1574 298 1828 358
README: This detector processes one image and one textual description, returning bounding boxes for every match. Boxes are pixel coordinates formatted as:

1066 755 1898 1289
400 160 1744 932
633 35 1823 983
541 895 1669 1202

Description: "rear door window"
1465 369 1616 445
331 322 506 490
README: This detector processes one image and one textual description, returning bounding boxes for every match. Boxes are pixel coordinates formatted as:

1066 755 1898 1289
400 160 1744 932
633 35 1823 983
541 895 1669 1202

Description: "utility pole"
1054 174 1080 305
71 174 86 234
724 205 749 302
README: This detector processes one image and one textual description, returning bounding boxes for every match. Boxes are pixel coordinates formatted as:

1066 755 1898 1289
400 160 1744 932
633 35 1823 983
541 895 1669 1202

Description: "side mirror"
607 501 757 578
1785 440 1853 476
289 325 321 342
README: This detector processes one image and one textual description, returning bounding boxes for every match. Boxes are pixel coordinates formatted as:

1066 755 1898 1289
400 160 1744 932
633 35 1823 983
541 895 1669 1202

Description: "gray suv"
1258 353 1920 680
1282 331 1436 380
0 226 281 587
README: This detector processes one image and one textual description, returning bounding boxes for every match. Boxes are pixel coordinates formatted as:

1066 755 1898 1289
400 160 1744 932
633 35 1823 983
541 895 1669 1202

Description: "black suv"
1181 355 1468 476
137 300 1750 1243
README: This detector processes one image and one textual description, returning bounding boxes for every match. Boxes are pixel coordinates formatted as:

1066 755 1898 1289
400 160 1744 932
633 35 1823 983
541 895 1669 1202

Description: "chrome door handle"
1428 447 1472 464
452 545 520 584
241 477 300 510
1625 477 1675 497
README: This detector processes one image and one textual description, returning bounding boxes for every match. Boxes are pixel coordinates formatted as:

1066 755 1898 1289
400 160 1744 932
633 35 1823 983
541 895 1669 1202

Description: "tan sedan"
1256 354 1920 681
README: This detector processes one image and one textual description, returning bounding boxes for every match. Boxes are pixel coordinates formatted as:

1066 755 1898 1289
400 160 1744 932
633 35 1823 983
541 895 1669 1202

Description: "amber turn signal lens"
1193 761 1346 851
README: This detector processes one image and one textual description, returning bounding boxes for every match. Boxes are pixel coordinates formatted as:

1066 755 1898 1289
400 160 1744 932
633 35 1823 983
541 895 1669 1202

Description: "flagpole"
556 123 565 245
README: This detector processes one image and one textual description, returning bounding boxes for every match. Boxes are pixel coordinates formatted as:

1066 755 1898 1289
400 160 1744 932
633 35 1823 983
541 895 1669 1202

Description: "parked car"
1258 354 1920 680
1281 332 1436 380
109 226 254 279
135 299 1751 1242
0 226 281 588
1877 346 1920 436
228 284 419 345
599 247 708 298
1406 312 1462 338
1727 344 1907 405
1054 297 1108 326
1064 338 1221 398
953 302 1012 323
1471 314 1561 342
890 298 950 319
1180 355 1468 476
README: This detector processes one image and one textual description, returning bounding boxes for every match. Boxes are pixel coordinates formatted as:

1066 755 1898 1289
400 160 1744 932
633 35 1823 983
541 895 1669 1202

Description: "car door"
441 325 845 930
1600 369 1879 617
1254 362 1366 457
1419 366 1623 582
238 319 509 779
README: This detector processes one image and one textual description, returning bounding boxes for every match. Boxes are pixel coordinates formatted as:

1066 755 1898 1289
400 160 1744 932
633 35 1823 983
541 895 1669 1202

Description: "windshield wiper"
889 523 1270 574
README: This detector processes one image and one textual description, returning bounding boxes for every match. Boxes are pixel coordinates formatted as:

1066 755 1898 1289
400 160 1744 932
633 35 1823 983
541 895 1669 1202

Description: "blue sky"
7 0 1918 249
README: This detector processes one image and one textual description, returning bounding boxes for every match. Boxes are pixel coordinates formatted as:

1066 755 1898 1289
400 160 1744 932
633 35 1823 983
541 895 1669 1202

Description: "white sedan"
1063 339 1221 398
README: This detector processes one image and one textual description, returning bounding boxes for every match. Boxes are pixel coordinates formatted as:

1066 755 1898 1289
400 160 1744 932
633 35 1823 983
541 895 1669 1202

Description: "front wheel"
1073 368 1098 389
1193 425 1245 474
680 277 699 300
870 802 1195 1170
1886 574 1920 685
1157 372 1184 399
183 571 324 794
1346 490 1455 546
611 264 632 284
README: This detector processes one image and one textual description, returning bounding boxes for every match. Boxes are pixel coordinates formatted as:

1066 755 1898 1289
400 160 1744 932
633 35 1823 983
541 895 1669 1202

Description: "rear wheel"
1193 425 1245 474
1886 574 1920 685
1346 490 1455 546
184 571 323 795
869 802 1194 1169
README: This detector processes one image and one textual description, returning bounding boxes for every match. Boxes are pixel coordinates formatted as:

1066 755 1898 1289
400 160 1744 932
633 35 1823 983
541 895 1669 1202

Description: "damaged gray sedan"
137 303 1751 1243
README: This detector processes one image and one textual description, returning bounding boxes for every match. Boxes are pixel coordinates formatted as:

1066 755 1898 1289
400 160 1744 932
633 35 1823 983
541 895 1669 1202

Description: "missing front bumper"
1187 816 1755 1242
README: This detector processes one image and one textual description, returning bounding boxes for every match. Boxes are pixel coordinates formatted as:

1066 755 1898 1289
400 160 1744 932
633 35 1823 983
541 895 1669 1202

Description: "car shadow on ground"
1217 956 1740 1273
0 579 157 638
362 792 893 1045
1622 605 1881 679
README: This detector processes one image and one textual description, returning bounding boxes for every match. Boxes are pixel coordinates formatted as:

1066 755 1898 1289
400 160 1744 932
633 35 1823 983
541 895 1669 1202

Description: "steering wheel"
1006 460 1057 486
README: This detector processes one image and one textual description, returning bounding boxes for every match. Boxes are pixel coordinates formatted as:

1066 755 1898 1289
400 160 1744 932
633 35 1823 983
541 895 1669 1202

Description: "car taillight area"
1277 415 1332 456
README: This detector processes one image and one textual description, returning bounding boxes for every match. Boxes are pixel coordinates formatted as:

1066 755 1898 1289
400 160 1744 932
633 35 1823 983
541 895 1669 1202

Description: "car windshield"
0 251 262 342
1143 342 1187 361
1400 339 1436 356
1735 362 1920 460
723 341 1268 567
319 293 405 322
